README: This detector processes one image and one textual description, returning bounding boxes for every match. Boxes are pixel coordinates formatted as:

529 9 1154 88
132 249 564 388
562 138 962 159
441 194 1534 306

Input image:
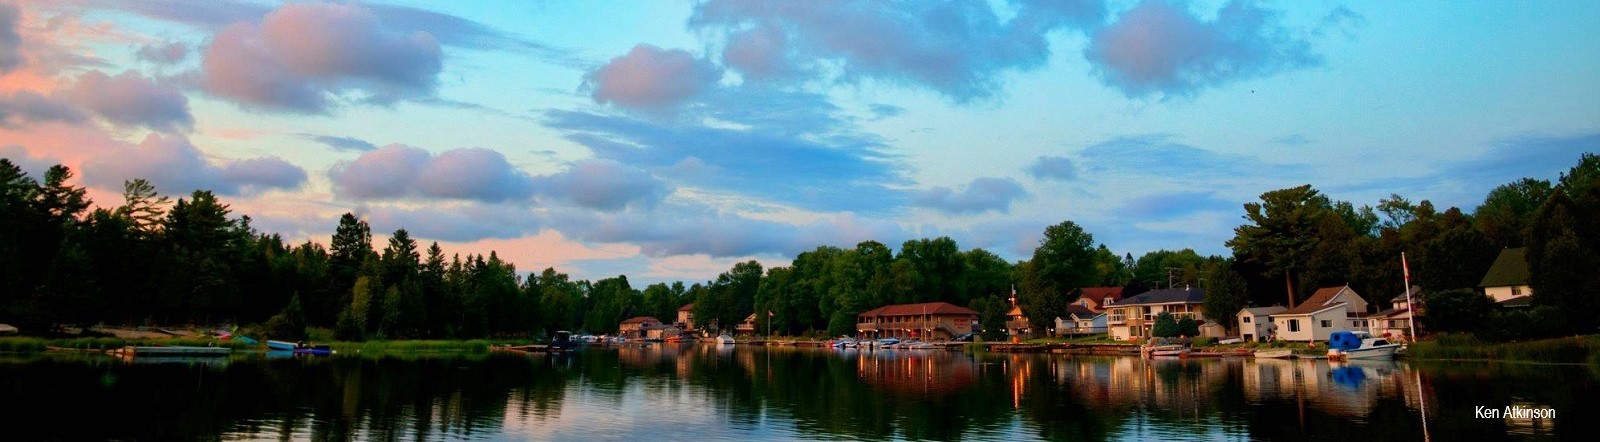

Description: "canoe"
266 340 297 351
1254 349 1294 359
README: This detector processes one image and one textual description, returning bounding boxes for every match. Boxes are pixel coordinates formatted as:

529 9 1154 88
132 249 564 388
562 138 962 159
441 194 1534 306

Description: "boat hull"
1340 345 1400 360
1254 349 1294 359
266 340 297 351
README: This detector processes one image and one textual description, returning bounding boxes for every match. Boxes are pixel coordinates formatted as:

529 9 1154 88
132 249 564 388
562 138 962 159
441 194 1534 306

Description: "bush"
1193 337 1217 347
1152 312 1179 338
263 295 308 341
1178 318 1200 337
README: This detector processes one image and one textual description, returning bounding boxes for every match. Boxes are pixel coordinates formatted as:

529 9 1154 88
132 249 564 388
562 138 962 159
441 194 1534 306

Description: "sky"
2 0 1597 284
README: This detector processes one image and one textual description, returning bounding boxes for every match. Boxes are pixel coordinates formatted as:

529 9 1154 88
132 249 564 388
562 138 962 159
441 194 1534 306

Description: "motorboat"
1327 330 1401 360
716 334 736 345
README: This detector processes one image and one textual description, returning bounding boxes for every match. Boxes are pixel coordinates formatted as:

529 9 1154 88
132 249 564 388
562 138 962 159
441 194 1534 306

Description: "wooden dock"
107 346 231 358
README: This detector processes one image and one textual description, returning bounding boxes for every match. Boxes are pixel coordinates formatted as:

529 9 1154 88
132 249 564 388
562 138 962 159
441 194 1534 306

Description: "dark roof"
1065 304 1096 319
1240 306 1287 316
1079 287 1123 304
621 316 661 325
858 302 978 318
678 303 695 312
1281 286 1356 315
1113 287 1204 306
1498 295 1534 308
1390 285 1423 302
1479 248 1530 288
1372 307 1412 318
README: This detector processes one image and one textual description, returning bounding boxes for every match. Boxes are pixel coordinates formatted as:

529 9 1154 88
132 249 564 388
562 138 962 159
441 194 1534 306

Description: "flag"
1401 252 1411 282
768 310 774 317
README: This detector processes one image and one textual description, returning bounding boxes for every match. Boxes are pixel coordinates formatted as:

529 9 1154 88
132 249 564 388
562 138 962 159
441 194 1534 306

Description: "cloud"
532 159 667 211
200 2 442 113
688 0 1105 102
357 203 540 243
1272 133 1310 146
0 3 20 73
1117 191 1240 220
0 144 58 178
0 90 87 126
1077 134 1305 179
61 70 193 132
82 133 305 195
911 177 1029 214
301 134 376 152
136 41 188 64
549 203 908 258
586 44 722 112
1026 155 1078 180
869 103 905 119
329 144 535 202
546 106 907 213
1084 0 1323 98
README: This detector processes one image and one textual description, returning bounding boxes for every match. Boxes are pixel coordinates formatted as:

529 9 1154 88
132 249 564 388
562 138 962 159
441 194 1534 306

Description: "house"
735 313 758 335
676 303 696 329
1055 304 1106 336
1237 306 1286 342
1268 285 1368 342
1367 286 1422 342
1005 305 1032 336
857 302 978 340
1071 287 1124 313
1479 247 1534 306
1106 287 1225 341
619 316 663 339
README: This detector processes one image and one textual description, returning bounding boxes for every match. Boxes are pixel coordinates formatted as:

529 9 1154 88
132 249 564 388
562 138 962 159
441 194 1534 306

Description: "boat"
550 331 578 351
875 338 900 347
293 345 334 356
832 337 857 348
904 341 938 350
716 334 736 345
1327 330 1401 360
1254 349 1295 359
266 340 297 351
1145 344 1190 357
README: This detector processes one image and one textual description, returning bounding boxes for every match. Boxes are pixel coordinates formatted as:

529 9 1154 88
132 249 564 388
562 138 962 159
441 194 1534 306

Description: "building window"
1243 316 1252 324
1511 286 1522 297
1287 320 1300 332
1320 320 1332 328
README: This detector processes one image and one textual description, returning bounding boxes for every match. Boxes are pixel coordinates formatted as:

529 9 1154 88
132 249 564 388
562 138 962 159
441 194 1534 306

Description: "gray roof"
1114 287 1205 306
1240 306 1287 316
1479 248 1530 288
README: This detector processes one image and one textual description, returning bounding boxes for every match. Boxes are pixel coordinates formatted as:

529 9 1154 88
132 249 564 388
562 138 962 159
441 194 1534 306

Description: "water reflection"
0 346 1590 440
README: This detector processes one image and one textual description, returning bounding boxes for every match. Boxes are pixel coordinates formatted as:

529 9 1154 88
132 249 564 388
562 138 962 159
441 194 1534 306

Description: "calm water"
0 345 1589 441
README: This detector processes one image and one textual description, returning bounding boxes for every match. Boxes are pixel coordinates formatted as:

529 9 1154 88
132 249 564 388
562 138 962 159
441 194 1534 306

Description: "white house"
1237 306 1286 342
1479 247 1533 305
1269 285 1368 342
1367 286 1422 342
1055 304 1106 336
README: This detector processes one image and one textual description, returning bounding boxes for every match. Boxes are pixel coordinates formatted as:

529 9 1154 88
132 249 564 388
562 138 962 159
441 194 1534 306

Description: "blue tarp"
1328 331 1363 351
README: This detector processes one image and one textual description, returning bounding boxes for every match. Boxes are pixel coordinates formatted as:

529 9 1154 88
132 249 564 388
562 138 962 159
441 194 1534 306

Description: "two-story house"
1367 285 1422 342
1106 287 1221 341
1237 306 1286 342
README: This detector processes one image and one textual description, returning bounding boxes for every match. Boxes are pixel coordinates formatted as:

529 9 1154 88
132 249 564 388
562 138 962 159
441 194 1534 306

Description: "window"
1243 316 1252 324
1512 286 1522 297
1287 319 1300 332
1321 320 1332 328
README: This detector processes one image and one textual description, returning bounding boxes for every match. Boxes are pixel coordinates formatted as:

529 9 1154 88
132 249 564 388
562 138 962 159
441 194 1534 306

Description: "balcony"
1005 319 1031 332
1107 314 1125 324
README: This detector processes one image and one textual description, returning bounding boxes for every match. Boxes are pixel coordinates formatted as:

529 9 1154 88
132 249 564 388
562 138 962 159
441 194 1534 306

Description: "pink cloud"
201 2 442 113
586 44 721 111
61 70 192 132
329 145 534 202
82 133 305 195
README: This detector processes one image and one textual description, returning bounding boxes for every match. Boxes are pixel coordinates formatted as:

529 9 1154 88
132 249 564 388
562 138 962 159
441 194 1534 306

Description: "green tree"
970 295 1008 341
1420 288 1495 334
1474 178 1553 248
1200 259 1249 333
1177 317 1200 337
1021 221 1098 330
1526 190 1600 334
114 178 169 235
1152 312 1179 338
1227 184 1330 308
264 294 308 341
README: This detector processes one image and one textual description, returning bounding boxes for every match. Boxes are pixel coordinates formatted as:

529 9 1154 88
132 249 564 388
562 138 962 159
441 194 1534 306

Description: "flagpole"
1403 252 1418 342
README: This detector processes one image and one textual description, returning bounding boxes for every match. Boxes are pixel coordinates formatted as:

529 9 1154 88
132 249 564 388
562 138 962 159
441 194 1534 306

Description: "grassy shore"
1406 334 1600 365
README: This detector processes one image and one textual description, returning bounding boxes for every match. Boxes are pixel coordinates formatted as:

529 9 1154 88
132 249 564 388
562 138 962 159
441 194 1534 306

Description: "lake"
0 344 1589 441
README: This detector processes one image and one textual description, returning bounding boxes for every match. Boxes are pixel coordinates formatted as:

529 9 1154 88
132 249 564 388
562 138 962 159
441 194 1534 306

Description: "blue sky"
3 0 1597 283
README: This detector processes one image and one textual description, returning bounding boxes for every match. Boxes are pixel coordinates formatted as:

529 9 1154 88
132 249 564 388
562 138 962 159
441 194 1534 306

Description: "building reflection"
855 350 977 398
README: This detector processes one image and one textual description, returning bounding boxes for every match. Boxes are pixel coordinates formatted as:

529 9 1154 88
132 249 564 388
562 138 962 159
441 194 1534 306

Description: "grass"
1406 333 1600 364
330 339 512 354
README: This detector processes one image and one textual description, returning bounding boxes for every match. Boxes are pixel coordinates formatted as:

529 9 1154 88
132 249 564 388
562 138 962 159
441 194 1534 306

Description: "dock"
108 346 231 358
491 344 565 353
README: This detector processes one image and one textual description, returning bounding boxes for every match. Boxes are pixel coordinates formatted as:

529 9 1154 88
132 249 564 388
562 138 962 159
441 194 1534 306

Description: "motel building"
856 302 978 340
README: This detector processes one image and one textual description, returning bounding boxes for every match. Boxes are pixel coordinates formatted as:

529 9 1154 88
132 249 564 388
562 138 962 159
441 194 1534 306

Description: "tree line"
2 153 1596 341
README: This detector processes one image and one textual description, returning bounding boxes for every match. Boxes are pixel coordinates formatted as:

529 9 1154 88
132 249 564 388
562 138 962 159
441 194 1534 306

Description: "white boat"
832 337 857 348
1327 330 1401 360
1254 349 1295 359
716 334 736 345
905 341 939 350
1146 344 1189 357
875 338 900 346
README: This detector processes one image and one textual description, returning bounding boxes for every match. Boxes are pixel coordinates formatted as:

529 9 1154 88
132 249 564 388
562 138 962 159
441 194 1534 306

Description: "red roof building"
857 302 978 340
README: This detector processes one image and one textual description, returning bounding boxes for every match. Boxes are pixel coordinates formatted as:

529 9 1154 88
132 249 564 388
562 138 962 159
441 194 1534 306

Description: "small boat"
875 338 900 347
716 334 736 345
550 331 578 351
1327 330 1401 360
1254 349 1295 359
108 346 231 358
266 340 297 351
293 345 334 356
1146 344 1189 357
832 337 857 348
904 341 938 350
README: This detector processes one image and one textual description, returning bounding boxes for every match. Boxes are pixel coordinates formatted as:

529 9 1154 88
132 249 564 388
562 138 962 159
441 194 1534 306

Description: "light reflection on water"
0 345 1586 441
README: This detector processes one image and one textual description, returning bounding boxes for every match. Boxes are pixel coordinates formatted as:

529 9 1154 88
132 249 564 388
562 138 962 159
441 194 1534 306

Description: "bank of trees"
3 152 1596 341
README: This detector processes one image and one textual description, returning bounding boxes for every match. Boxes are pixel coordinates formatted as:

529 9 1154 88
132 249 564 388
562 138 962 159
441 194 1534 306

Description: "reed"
1407 333 1600 364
